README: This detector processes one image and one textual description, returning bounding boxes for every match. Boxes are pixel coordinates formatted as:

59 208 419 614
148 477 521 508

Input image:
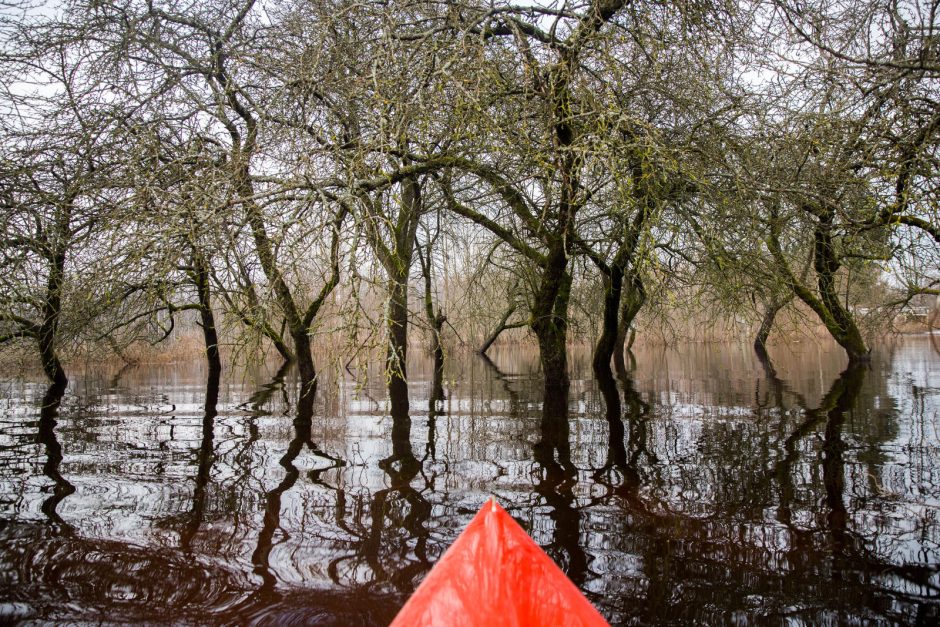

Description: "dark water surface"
2 337 939 625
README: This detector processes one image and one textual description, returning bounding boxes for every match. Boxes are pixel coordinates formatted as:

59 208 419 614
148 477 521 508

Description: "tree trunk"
593 265 623 377
479 304 519 355
767 206 869 365
292 329 317 398
382 176 422 414
754 301 779 354
237 162 317 388
754 295 791 355
531 248 572 393
429 311 445 403
427 319 445 413
38 236 68 386
193 253 222 376
813 218 870 363
535 321 569 393
604 154 656 374
418 229 446 392
389 380 413 461
387 273 410 413
38 317 67 386
248 197 317 384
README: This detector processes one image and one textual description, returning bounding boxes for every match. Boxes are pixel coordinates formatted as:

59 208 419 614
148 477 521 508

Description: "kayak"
390 498 609 626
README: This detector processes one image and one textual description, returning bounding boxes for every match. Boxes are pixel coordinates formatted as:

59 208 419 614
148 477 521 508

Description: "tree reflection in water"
2 340 940 624
36 381 74 529
251 383 345 598
480 354 589 588
532 381 588 586
179 366 220 553
592 365 655 510
372 382 432 590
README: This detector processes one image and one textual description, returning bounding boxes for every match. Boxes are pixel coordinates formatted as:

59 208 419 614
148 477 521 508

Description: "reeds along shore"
5 301 933 380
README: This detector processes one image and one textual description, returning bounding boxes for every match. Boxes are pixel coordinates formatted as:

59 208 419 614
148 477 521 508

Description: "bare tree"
0 13 125 383
82 0 352 391
744 0 940 362
432 0 631 394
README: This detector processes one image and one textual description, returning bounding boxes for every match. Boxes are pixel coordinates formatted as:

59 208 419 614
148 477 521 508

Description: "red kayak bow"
390 499 609 626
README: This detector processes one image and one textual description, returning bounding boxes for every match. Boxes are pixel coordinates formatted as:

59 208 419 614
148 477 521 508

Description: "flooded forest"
1 0 939 625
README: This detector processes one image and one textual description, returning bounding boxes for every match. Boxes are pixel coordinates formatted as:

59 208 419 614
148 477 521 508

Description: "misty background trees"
0 0 937 391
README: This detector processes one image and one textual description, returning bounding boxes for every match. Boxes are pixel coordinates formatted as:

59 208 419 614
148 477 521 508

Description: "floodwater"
1 336 939 625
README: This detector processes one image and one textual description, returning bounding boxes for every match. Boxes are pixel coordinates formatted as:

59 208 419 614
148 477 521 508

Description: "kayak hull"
390 499 609 627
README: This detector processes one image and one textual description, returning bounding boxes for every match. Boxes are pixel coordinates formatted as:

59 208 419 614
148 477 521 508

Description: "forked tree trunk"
812 218 869 363
239 165 318 390
418 222 446 409
768 207 869 365
479 304 522 355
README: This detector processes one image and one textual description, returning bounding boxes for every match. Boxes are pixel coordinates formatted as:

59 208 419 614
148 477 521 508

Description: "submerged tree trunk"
292 329 317 395
418 234 446 388
429 316 444 383
245 197 316 383
596 146 661 375
38 309 67 386
535 320 569 394
224 82 346 396
753 301 779 354
236 167 345 398
238 163 318 390
595 178 655 376
388 379 413 462
812 219 869 362
387 274 410 415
